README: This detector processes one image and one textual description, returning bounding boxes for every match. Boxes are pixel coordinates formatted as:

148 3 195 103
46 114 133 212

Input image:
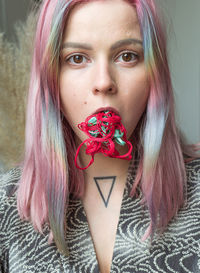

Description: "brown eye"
66 54 87 65
116 52 138 63
73 55 83 63
122 53 133 62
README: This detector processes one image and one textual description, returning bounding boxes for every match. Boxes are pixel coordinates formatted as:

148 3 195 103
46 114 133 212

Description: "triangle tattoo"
93 176 116 208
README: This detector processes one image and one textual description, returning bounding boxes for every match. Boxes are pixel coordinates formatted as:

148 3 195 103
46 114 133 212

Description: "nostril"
92 79 117 94
94 86 114 93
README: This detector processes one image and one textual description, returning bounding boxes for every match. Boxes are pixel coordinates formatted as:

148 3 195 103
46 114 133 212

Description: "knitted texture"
75 111 133 169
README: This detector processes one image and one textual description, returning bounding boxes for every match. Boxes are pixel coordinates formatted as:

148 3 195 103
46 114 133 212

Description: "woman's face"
60 0 149 143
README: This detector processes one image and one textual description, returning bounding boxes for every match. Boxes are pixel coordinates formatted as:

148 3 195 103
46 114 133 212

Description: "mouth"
92 107 120 116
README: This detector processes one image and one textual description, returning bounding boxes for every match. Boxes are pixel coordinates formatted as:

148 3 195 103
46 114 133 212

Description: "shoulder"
185 157 200 185
184 157 200 203
0 166 21 222
0 167 21 231
0 167 21 261
0 167 21 199
185 157 200 172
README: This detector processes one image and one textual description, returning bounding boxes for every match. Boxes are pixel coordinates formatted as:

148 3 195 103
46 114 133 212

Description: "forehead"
63 0 141 43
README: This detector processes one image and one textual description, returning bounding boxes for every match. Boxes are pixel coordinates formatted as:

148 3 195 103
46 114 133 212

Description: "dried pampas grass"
0 11 37 172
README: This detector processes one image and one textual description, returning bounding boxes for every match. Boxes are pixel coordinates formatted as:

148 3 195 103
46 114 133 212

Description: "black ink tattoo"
93 176 116 208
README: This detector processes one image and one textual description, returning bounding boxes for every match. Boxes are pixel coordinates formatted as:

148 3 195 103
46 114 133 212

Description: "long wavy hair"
17 0 198 255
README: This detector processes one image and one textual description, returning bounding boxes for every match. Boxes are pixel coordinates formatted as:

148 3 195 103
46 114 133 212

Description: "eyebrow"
61 38 143 51
111 38 143 50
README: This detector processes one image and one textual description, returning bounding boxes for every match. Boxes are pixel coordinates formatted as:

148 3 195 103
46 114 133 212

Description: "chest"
83 202 122 272
82 177 126 273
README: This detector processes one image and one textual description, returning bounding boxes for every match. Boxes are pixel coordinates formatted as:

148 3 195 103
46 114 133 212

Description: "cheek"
121 71 149 134
60 72 80 110
59 72 90 139
60 69 89 105
60 75 79 126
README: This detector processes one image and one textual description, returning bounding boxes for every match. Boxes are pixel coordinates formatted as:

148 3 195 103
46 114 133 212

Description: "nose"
92 60 117 95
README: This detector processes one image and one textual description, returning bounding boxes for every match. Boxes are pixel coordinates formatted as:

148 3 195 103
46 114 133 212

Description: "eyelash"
64 51 139 66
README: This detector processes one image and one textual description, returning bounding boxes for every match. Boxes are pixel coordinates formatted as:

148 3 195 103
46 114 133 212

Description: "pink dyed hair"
17 0 199 255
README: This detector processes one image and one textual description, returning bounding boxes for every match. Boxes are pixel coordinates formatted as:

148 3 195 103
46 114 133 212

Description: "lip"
92 107 120 116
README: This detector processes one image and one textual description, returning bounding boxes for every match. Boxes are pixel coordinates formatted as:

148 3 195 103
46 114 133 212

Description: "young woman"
0 0 199 272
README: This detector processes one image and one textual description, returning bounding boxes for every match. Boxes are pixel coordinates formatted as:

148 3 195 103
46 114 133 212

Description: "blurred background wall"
0 0 36 172
0 0 32 40
0 0 199 171
165 0 200 144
